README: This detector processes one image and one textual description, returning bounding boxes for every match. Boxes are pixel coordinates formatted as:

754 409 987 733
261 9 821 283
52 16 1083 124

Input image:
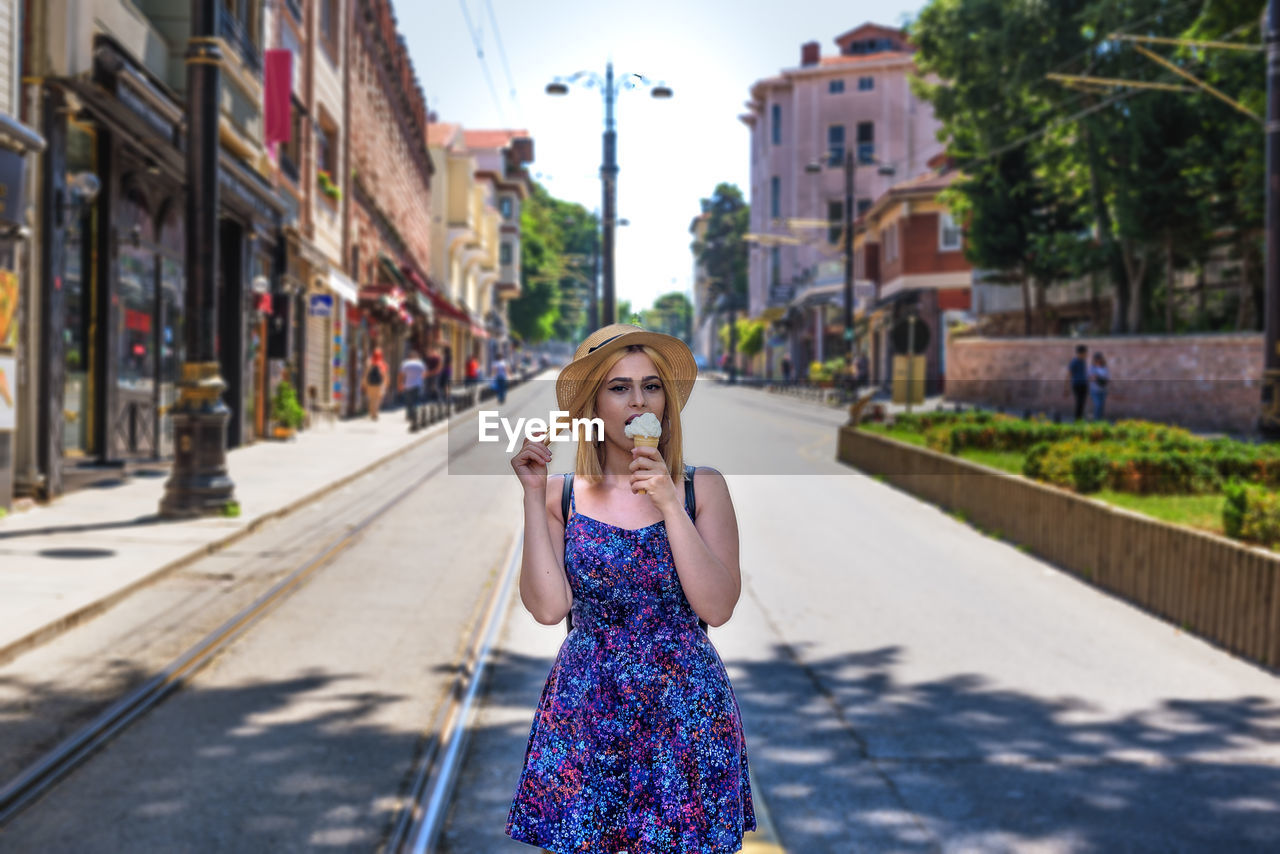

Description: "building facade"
740 23 945 376
19 0 292 501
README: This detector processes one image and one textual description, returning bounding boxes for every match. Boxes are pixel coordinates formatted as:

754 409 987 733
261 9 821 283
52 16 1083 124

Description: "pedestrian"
438 344 453 411
780 354 792 383
492 351 509 405
505 323 756 852
1065 344 1089 421
465 352 480 387
363 347 388 421
1089 351 1110 421
398 347 426 431
857 352 870 390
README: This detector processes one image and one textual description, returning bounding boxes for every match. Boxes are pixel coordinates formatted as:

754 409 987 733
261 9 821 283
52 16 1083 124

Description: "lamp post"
805 150 894 395
547 62 672 327
160 0 236 517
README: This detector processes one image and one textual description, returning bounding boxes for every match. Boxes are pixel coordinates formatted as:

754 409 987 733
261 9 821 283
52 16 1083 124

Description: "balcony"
218 1 262 75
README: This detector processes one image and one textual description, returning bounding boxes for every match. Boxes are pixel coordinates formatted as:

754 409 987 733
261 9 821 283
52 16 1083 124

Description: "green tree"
510 182 600 343
691 183 749 380
640 291 693 342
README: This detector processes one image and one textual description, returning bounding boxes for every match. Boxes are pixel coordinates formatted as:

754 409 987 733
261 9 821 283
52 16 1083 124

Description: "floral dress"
506 476 756 853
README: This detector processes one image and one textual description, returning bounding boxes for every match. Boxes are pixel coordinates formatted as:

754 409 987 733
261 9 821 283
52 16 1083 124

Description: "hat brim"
556 329 698 413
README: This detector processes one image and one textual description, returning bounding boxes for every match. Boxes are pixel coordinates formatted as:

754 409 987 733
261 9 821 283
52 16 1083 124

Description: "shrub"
1223 480 1249 539
1243 488 1280 548
1070 452 1109 494
271 380 306 430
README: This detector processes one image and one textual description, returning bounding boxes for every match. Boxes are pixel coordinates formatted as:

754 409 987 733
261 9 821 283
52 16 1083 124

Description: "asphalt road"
448 378 1280 853
3 376 1280 853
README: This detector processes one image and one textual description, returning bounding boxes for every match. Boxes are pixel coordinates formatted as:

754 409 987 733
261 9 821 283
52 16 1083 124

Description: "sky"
396 0 927 317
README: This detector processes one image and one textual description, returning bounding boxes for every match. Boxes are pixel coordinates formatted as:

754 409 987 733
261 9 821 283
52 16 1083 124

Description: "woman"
1089 351 1110 421
506 324 756 853
363 347 388 421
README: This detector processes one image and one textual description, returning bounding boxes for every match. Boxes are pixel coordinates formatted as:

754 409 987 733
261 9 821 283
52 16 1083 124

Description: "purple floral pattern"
506 479 756 853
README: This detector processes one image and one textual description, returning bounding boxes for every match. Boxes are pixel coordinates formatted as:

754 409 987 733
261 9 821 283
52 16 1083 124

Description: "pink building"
740 23 945 372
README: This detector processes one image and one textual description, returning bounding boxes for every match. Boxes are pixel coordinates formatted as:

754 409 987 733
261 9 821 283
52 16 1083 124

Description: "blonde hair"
569 344 686 486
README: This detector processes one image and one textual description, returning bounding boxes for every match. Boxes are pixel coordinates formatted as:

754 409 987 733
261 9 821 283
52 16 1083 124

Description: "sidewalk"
0 406 450 665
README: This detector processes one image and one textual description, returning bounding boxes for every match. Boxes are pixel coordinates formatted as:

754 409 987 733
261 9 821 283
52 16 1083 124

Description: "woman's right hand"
511 436 553 494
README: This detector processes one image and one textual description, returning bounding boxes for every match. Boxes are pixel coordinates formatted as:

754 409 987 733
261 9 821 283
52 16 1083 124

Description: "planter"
271 425 296 440
838 426 1280 670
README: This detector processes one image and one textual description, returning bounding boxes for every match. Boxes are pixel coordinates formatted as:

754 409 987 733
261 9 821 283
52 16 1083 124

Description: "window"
827 125 845 166
771 104 781 145
857 198 872 217
500 197 513 220
844 37 897 56
316 119 336 177
827 200 844 245
770 176 780 220
856 122 874 163
320 0 340 63
279 97 303 184
828 79 845 94
939 212 963 251
858 76 874 91
770 247 781 286
500 242 513 265
885 222 898 261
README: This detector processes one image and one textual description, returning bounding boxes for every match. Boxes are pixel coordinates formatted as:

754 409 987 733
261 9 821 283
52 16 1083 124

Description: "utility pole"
1264 0 1280 438
160 0 236 516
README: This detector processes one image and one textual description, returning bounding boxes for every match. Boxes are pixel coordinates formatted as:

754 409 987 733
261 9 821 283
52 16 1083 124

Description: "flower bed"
868 412 1280 550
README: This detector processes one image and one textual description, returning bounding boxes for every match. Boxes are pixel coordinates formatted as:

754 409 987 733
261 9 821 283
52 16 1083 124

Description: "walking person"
857 351 870 391
363 347 388 421
465 351 480 387
492 351 509 405
1089 352 1110 421
397 347 427 431
1064 344 1089 422
506 323 756 853
780 354 792 383
438 344 453 413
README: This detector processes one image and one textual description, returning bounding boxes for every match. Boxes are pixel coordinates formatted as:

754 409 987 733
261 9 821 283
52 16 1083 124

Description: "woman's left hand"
630 445 679 512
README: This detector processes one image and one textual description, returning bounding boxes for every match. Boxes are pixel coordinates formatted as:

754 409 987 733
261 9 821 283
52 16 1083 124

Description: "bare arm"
659 467 742 627
512 441 573 625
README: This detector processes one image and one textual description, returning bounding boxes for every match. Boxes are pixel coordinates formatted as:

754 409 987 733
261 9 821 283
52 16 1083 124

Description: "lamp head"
804 162 823 174
650 85 673 99
546 81 569 95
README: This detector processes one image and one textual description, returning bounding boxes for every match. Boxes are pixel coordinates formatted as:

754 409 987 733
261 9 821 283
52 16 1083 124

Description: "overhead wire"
482 0 524 125
457 0 508 124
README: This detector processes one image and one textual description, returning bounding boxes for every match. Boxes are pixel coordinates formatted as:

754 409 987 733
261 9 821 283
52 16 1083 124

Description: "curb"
0 411 453 667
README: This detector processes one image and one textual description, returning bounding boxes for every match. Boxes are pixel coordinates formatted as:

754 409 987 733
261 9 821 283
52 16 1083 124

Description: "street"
2 378 1280 852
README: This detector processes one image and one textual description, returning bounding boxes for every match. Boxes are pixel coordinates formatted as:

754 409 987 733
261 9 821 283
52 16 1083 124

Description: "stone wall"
946 334 1265 434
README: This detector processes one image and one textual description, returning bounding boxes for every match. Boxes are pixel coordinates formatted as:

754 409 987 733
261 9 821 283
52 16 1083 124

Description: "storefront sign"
0 149 27 227
0 355 15 430
308 293 333 317
0 269 16 349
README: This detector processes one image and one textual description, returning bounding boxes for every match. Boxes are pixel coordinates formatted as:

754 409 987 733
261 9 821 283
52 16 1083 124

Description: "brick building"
343 0 436 414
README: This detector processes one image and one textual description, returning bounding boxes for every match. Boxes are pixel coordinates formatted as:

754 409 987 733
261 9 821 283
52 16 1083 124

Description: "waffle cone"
632 435 661 449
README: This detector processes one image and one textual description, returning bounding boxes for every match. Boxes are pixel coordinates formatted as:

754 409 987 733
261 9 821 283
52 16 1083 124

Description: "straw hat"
556 324 698 413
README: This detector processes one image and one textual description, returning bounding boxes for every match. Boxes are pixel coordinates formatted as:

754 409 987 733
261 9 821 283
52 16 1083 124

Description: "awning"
326 268 359 304
412 291 436 321
378 252 408 286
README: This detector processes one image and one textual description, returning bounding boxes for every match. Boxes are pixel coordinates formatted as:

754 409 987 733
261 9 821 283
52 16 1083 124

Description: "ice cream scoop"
625 413 662 494
624 412 662 442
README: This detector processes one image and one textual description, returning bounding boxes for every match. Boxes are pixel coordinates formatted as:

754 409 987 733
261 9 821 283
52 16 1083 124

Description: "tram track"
0 380 539 842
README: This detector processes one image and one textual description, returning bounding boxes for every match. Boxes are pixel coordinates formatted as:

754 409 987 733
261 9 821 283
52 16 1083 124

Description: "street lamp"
160 0 235 517
547 62 672 327
805 150 895 393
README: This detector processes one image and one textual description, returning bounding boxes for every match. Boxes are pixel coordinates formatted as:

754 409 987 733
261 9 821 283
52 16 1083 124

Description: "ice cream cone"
632 435 660 450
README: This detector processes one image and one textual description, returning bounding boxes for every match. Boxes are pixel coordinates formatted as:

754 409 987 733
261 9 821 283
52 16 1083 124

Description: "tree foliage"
509 181 600 344
911 0 1263 334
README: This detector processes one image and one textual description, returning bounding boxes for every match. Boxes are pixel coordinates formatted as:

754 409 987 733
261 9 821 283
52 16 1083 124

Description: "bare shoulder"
688 466 733 519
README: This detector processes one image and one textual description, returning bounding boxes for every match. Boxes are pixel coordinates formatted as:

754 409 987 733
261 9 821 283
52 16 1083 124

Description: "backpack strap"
560 472 574 525
684 465 697 520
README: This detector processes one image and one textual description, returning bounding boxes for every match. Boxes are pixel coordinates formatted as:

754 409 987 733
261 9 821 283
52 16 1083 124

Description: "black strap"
561 466 707 634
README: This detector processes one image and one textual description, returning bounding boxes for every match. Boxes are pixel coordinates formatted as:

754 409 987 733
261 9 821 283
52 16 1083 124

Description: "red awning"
401 265 470 324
